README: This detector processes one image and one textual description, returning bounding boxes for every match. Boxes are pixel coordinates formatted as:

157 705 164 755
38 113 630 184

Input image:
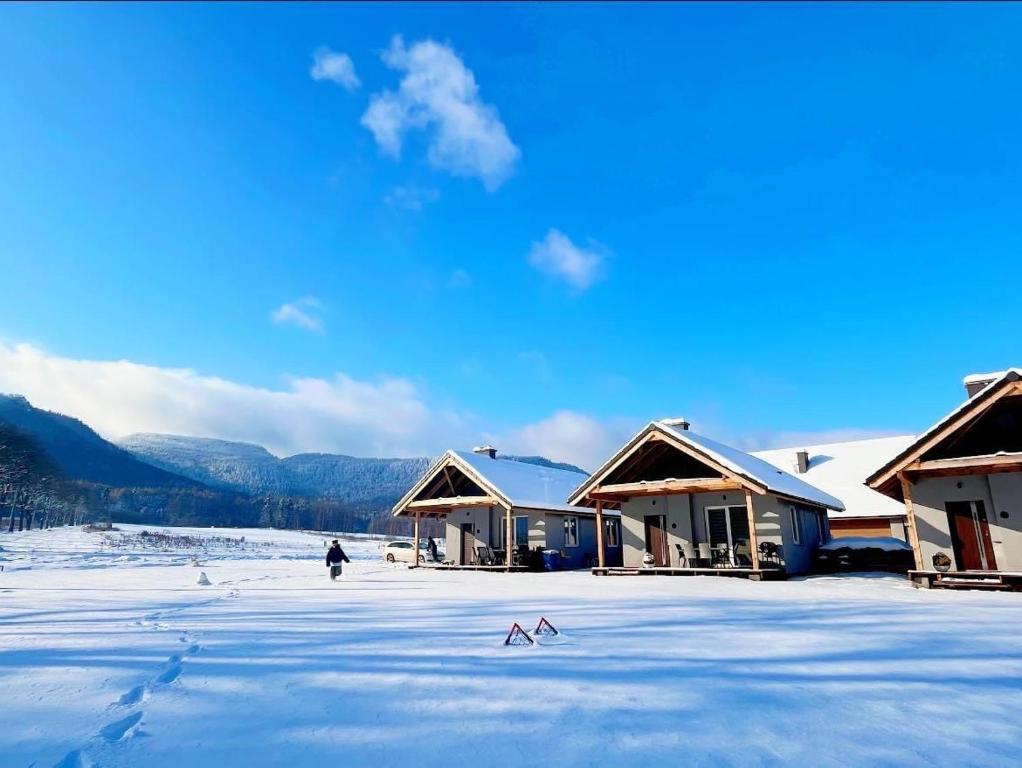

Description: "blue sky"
1 3 1021 468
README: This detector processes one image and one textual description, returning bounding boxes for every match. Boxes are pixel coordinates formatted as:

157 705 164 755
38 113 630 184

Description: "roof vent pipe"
795 450 810 474
661 417 690 430
473 445 497 459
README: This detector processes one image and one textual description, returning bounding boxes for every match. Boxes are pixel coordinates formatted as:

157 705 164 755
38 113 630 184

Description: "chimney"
963 371 1004 399
472 445 497 459
661 417 690 430
795 450 810 474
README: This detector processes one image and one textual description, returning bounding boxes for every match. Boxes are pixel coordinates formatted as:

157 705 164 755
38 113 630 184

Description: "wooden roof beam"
589 478 744 500
906 453 1022 477
404 496 497 511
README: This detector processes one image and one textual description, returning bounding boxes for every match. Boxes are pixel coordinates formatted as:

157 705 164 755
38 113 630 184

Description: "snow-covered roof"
655 423 845 511
753 436 915 520
450 450 592 514
569 421 844 511
867 368 1022 494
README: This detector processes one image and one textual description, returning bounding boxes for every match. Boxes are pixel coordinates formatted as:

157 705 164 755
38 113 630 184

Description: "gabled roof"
392 449 596 516
866 368 1022 497
568 421 844 511
753 436 914 520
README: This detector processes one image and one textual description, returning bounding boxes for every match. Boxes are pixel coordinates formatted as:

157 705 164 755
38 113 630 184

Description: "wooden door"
460 523 475 566
644 515 669 566
946 501 997 571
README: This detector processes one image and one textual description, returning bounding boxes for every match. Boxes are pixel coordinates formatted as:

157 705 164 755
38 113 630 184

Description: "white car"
382 540 425 564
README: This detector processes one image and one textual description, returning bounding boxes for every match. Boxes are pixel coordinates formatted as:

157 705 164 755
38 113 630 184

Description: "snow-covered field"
2 525 1022 768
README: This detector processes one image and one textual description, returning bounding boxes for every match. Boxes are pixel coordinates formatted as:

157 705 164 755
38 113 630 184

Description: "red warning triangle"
534 616 559 637
504 622 534 646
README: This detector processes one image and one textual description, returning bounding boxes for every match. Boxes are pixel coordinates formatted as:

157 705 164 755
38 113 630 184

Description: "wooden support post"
412 508 421 568
744 490 760 569
595 499 606 569
899 472 924 571
505 504 513 572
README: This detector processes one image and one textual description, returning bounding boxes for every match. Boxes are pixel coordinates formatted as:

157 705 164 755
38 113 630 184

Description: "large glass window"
499 515 530 547
705 506 749 550
564 516 579 547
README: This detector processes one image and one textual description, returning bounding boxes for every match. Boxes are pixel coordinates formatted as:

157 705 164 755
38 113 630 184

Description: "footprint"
99 711 143 742
154 663 182 685
185 644 201 655
115 684 147 707
53 749 90 768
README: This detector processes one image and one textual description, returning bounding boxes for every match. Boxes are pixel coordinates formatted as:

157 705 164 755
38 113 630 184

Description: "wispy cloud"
527 229 606 291
497 411 637 473
384 184 440 211
361 36 520 190
310 48 360 91
271 297 326 333
448 268 472 289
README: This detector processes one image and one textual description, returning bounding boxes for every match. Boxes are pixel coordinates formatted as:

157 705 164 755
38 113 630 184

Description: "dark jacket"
326 544 350 566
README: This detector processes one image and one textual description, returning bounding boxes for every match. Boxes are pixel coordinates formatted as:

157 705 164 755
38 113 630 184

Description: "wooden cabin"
867 369 1022 588
754 436 915 540
391 446 622 571
568 419 843 578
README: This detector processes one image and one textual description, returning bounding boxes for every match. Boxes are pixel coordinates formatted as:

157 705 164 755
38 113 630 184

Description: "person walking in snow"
427 536 439 563
326 540 350 580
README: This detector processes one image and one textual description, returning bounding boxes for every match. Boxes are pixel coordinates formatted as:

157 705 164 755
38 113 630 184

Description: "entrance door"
946 500 997 571
644 515 669 566
460 523 475 566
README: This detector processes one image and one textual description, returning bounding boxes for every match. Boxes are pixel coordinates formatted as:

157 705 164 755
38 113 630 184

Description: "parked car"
381 540 426 564
813 536 914 574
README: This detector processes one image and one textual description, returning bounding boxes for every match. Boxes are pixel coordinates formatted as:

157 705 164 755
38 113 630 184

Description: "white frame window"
499 515 530 548
704 505 750 551
789 506 802 545
604 518 620 548
564 516 579 547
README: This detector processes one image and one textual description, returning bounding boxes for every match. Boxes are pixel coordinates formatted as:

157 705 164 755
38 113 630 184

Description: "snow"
753 436 915 520
657 422 846 510
4 525 1022 767
819 536 914 552
451 449 594 513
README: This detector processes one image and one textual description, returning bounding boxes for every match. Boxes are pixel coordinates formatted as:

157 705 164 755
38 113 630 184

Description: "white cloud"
497 411 636 473
0 342 454 458
271 297 325 333
361 36 520 190
384 184 440 211
527 229 605 291
310 48 360 91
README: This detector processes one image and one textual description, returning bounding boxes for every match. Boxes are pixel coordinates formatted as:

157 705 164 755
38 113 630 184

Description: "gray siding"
911 472 1022 571
618 491 825 575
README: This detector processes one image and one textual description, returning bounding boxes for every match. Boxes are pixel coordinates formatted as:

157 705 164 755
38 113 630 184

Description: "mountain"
0 395 197 488
118 434 586 509
118 433 431 511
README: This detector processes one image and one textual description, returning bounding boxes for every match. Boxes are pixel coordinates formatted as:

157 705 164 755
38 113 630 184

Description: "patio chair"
676 542 697 567
697 542 712 566
476 546 493 566
733 540 752 567
758 541 777 565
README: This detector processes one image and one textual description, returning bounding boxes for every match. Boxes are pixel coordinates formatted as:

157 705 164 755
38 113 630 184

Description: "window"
704 506 750 550
564 516 579 547
789 506 802 545
816 510 826 545
499 515 530 547
604 519 620 548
